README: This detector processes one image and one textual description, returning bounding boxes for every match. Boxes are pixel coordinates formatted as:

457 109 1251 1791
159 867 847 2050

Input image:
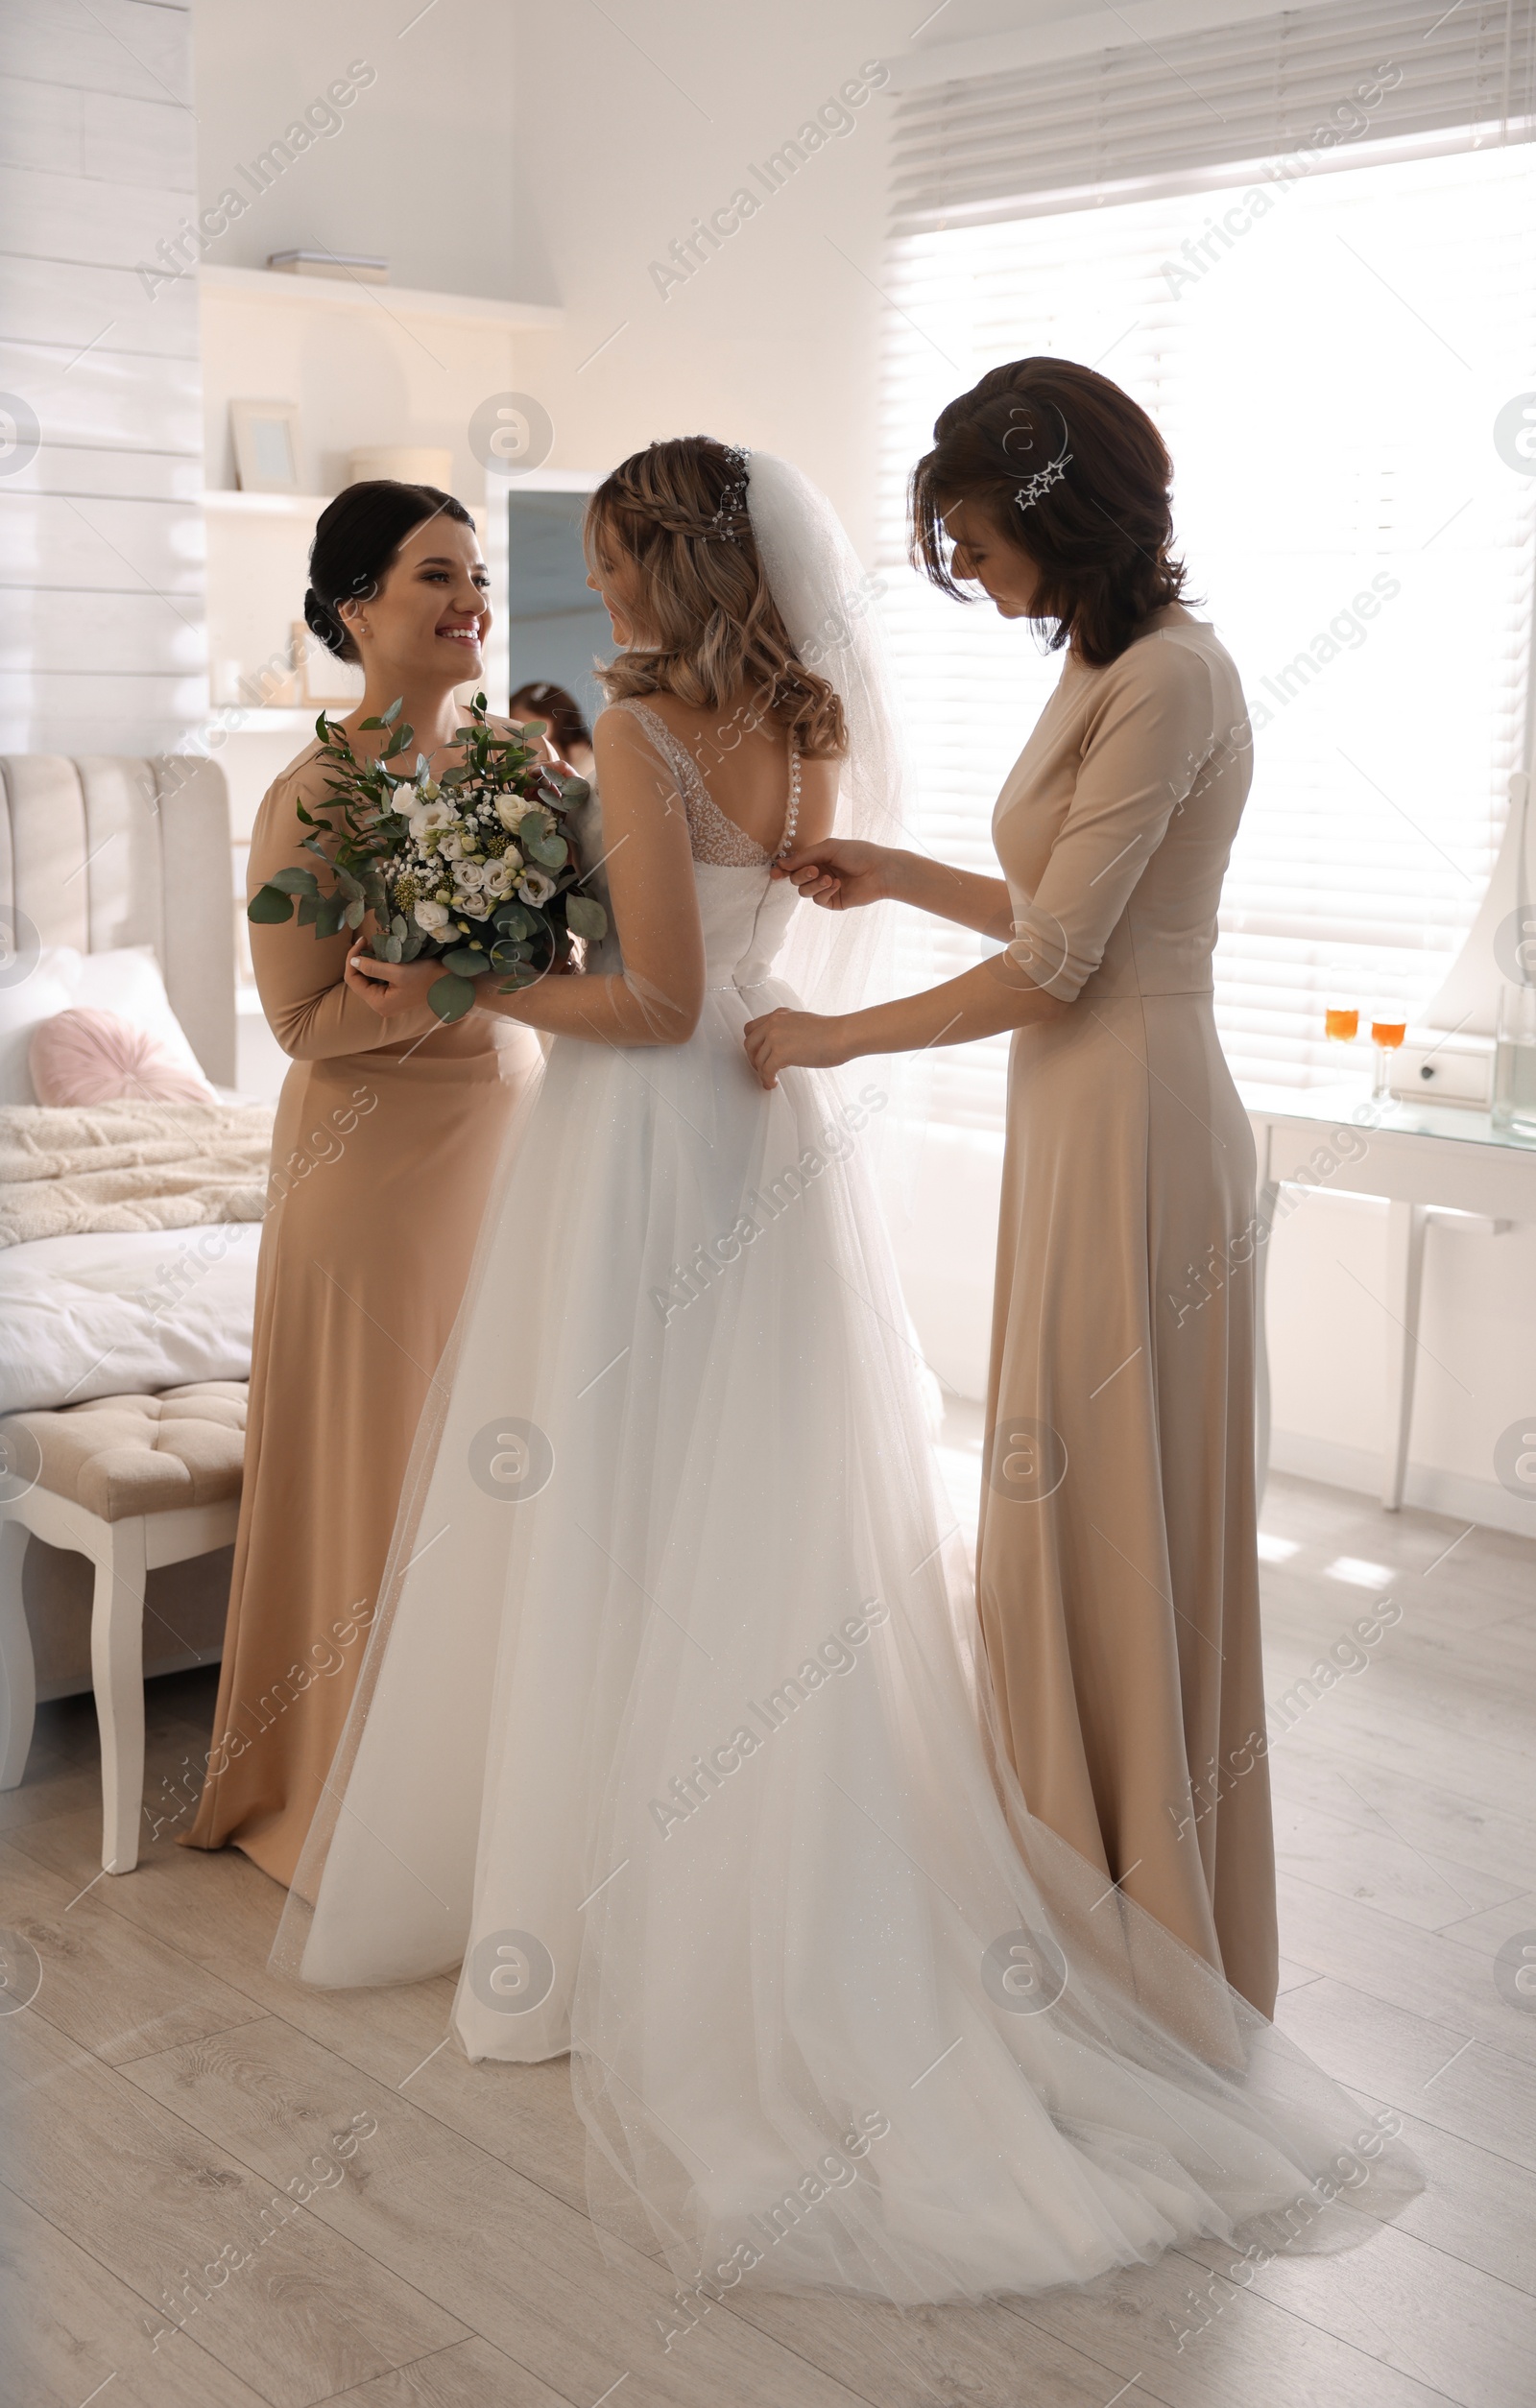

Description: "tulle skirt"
275 981 1419 2303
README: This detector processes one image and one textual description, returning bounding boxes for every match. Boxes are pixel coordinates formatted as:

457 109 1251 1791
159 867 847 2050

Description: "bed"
0 753 262 1699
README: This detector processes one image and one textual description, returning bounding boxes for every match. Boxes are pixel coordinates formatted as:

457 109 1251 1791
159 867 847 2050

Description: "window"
878 56 1536 1129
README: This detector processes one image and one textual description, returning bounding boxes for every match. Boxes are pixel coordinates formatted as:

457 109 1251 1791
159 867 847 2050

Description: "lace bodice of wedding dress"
575 698 801 998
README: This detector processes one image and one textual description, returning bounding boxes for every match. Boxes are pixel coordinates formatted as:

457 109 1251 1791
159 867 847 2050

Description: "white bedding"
0 1224 261 1414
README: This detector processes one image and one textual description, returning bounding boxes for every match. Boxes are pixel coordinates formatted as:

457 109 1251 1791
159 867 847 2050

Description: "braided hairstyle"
304 480 474 663
909 359 1190 666
585 437 847 757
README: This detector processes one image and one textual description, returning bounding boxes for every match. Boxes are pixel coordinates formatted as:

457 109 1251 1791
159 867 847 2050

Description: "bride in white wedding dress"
274 438 1417 2304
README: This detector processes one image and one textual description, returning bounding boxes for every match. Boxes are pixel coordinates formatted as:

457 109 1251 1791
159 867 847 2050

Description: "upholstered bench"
0 1382 246 1872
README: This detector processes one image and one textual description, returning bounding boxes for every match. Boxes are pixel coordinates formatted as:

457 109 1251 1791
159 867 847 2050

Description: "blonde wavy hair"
584 437 848 758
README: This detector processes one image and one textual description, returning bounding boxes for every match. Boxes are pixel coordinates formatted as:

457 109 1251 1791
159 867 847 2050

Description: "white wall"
496 0 902 554
189 0 516 302
0 0 205 754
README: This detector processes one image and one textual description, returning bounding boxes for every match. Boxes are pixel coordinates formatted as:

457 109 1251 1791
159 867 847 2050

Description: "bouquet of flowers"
248 692 607 1023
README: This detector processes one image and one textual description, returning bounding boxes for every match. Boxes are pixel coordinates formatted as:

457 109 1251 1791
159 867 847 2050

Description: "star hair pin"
1015 449 1071 513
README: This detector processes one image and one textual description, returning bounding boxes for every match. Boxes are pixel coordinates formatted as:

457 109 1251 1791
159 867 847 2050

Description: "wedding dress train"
275 698 1417 2304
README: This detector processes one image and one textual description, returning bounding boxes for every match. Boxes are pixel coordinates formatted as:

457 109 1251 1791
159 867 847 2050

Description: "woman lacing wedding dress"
274 441 1417 2304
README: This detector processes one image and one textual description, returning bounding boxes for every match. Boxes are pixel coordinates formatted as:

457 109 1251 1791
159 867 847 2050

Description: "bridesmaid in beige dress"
183 483 540 1886
744 360 1277 2017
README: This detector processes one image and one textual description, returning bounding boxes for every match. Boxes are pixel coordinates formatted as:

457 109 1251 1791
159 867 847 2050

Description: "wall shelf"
215 707 351 732
200 264 563 332
203 489 333 517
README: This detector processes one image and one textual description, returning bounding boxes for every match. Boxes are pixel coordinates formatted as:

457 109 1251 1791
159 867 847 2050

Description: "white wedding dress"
276 696 1417 2304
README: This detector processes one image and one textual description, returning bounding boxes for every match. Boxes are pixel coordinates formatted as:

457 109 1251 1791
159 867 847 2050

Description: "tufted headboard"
0 753 235 1088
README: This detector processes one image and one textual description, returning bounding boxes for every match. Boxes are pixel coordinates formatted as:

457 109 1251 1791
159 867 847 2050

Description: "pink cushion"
29 1008 216 1107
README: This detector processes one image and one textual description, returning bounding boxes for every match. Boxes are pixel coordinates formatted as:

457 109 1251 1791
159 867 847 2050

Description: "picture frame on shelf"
230 397 303 493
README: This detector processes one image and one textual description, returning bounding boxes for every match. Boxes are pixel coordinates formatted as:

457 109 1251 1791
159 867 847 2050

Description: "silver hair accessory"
1002 402 1071 514
709 443 751 540
1016 449 1071 512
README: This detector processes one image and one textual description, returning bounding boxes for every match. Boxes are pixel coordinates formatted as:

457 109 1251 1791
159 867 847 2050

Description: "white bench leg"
0 1516 36 1791
89 1518 147 1873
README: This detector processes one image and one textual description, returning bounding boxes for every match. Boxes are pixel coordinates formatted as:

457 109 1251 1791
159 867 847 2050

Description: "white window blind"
893 0 1535 228
878 22 1536 1130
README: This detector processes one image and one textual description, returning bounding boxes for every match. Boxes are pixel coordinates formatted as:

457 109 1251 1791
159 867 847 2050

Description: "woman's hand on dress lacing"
772 837 896 910
742 1006 852 1089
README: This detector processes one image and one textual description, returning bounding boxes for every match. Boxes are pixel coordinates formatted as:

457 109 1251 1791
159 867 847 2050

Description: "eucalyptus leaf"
247 885 295 923
344 897 366 928
427 971 476 1023
558 775 591 805
382 933 403 964
565 894 608 942
297 895 320 926
442 946 490 977
391 915 408 942
382 697 403 726
526 832 567 870
268 865 322 896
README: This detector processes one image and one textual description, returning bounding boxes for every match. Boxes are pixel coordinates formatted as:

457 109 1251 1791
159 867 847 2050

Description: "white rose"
414 898 449 932
436 829 466 862
452 857 487 892
499 844 523 874
494 794 525 831
516 868 557 908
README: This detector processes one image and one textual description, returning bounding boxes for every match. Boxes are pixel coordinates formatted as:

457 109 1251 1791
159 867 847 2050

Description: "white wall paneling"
0 0 205 756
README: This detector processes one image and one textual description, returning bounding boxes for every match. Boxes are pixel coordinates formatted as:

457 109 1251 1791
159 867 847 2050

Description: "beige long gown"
976 608 1279 2017
182 741 539 1886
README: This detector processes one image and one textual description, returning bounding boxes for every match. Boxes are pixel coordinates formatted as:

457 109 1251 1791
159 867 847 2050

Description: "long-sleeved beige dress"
182 740 539 1886
977 608 1278 2017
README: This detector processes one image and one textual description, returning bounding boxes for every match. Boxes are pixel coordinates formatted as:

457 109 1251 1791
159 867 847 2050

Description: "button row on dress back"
776 744 801 864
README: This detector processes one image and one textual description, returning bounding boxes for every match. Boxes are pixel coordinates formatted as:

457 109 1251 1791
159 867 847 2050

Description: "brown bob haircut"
910 358 1189 666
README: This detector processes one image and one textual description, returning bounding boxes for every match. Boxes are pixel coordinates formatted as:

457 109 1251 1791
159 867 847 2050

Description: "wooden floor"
2 1464 1533 2408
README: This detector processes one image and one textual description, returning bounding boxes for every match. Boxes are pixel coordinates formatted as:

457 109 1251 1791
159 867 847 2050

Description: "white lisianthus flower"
483 857 518 900
452 858 488 894
408 797 455 837
516 868 557 908
414 898 450 932
436 829 466 862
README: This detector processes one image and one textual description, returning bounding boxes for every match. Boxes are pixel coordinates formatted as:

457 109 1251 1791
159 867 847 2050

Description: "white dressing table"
1243 1085 1536 1510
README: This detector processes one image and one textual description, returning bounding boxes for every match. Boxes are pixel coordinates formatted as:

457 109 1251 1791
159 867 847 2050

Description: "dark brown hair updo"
585 436 847 758
509 680 591 755
910 359 1189 666
304 480 475 663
